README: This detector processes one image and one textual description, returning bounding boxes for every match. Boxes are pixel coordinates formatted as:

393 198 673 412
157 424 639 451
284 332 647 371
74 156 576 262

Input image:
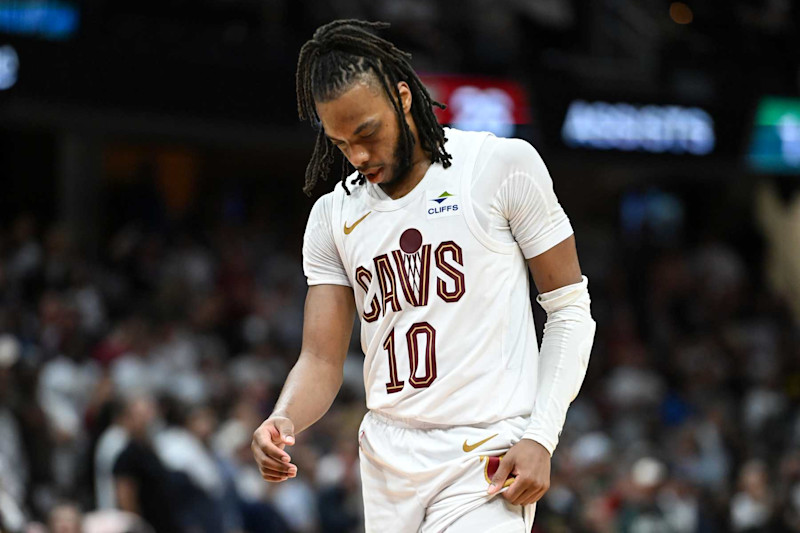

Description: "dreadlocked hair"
296 19 452 196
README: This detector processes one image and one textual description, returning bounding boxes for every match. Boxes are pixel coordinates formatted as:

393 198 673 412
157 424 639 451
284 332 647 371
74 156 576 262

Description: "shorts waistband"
366 410 528 431
366 410 457 430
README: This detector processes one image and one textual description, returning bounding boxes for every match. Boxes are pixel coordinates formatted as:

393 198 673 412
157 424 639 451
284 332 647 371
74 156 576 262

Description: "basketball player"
252 20 596 532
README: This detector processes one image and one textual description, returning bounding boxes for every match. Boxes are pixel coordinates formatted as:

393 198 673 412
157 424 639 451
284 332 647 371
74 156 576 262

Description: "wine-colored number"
383 322 437 393
383 329 404 393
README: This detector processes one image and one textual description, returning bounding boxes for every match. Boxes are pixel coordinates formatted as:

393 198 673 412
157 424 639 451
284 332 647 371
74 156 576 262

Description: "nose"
348 144 369 169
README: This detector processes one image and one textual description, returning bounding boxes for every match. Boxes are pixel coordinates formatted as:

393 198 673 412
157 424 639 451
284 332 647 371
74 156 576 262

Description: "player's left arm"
483 139 596 506
490 237 595 505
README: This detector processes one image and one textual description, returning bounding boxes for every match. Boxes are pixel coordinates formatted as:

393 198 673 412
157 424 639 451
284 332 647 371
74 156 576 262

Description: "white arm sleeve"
471 137 573 258
522 276 596 455
302 194 351 287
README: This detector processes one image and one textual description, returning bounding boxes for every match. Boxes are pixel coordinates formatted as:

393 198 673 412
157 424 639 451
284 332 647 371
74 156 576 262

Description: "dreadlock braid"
296 19 452 196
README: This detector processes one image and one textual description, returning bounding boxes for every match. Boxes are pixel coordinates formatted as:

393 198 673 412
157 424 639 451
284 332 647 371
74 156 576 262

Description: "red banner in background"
420 75 531 136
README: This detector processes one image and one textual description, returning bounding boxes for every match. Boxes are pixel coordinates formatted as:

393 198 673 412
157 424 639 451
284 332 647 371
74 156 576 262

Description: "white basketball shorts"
358 411 536 532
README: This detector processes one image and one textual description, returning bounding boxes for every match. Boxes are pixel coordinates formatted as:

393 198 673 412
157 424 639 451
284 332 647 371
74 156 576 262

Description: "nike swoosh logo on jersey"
463 433 498 453
344 211 371 235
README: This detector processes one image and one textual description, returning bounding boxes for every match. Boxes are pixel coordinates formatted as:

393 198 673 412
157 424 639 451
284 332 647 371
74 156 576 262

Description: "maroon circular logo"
399 228 423 254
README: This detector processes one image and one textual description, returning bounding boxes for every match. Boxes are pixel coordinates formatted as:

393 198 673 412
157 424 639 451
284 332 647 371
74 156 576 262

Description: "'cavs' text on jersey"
355 229 465 322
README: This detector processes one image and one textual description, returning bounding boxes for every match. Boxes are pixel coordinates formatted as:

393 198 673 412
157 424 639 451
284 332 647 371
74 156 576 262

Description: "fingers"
253 435 291 463
261 471 291 482
259 463 297 480
501 477 550 506
487 457 515 495
502 484 531 506
252 441 298 481
253 447 296 475
252 434 292 465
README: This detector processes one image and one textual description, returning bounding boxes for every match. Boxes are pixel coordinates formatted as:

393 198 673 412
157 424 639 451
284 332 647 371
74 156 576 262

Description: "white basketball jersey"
305 128 571 426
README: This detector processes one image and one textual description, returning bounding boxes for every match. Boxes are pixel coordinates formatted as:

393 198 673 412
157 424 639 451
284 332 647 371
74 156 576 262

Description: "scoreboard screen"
421 75 530 138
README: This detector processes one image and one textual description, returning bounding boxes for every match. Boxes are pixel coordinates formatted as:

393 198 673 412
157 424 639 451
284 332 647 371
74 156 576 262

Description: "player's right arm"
252 192 354 482
251 282 355 482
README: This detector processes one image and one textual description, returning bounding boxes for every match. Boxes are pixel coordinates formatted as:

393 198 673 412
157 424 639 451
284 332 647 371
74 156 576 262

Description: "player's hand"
487 439 551 506
251 416 297 482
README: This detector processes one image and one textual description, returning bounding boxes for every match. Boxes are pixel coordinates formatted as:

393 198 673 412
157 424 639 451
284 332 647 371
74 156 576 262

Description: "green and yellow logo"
431 191 454 205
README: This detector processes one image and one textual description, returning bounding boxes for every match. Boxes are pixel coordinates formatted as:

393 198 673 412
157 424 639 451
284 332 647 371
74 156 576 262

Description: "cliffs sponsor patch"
427 190 460 219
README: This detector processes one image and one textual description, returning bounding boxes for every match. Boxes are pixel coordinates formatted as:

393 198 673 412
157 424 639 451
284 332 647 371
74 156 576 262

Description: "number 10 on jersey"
383 322 437 393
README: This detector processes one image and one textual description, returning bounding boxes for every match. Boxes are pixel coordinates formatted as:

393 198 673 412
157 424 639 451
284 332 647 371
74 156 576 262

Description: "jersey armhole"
459 135 519 256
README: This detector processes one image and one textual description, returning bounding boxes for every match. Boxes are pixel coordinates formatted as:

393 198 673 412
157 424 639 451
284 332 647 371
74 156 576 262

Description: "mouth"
363 168 383 183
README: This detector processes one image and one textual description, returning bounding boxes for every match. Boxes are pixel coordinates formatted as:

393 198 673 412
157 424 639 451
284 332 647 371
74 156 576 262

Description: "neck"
381 157 430 200
380 127 431 199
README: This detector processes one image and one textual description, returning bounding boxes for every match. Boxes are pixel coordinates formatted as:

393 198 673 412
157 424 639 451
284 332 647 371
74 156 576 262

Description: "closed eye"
360 122 381 139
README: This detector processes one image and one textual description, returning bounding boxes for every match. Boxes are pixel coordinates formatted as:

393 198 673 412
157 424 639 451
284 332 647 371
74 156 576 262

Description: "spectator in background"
777 449 800 530
316 430 362 532
46 501 81 533
5 215 43 301
0 334 26 523
657 476 713 533
617 457 671 533
112 394 183 532
81 508 154 533
155 403 231 533
730 459 774 532
93 398 129 510
36 293 101 494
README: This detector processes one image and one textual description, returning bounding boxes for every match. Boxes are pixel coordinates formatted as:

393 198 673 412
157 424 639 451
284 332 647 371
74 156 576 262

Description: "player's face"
316 79 413 190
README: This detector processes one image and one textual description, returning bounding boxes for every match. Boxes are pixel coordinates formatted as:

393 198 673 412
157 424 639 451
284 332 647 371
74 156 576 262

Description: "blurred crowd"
0 186 799 533
0 213 365 533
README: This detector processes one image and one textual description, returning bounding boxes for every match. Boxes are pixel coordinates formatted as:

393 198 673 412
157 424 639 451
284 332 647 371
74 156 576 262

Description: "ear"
397 81 412 114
